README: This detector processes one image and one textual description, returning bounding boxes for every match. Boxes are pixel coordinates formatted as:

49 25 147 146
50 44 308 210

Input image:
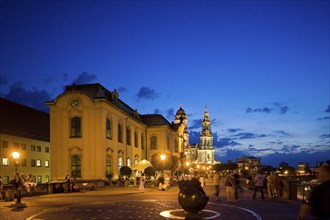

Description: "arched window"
134 158 138 164
118 123 123 143
141 134 145 150
174 138 179 152
118 157 123 173
134 130 138 148
127 158 131 167
106 156 112 177
150 135 157 149
106 119 112 139
126 126 131 145
71 155 81 177
71 117 81 137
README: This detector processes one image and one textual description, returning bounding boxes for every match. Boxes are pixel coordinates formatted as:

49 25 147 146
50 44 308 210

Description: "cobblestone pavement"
0 179 312 220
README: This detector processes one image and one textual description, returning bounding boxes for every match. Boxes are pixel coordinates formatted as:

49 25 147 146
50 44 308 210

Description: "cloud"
153 108 161 114
165 108 175 120
234 132 267 139
246 107 271 113
227 128 242 133
72 72 98 84
188 119 202 130
135 87 159 100
117 86 128 93
325 105 330 113
319 134 330 139
279 105 289 114
217 137 241 147
280 145 301 153
272 130 290 137
4 82 52 112
246 102 290 114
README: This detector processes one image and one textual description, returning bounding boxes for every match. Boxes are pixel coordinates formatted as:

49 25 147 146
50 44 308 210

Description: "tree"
119 166 132 177
144 167 156 177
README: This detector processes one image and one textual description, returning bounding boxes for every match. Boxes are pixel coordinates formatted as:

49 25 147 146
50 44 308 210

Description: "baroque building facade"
46 83 189 181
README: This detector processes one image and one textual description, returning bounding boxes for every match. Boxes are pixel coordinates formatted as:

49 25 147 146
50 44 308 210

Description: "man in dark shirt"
298 165 330 220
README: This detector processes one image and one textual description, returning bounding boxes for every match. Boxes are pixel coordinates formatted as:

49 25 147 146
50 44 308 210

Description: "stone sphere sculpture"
178 178 209 213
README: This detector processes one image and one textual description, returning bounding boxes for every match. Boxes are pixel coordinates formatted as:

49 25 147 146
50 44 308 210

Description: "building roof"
0 98 50 141
140 114 172 127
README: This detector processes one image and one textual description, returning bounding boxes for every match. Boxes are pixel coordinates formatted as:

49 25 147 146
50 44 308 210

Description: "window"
141 134 144 150
37 176 42 183
21 159 27 167
31 145 36 151
2 141 8 148
106 119 112 139
134 131 138 148
2 176 9 184
45 160 49 167
150 135 157 149
127 158 131 167
71 117 82 137
2 158 9 166
21 144 26 150
134 158 138 164
37 146 41 152
126 127 131 145
118 157 123 173
31 159 36 167
71 155 81 177
118 123 123 143
14 143 19 149
45 147 49 153
36 160 41 167
106 156 112 177
45 175 50 183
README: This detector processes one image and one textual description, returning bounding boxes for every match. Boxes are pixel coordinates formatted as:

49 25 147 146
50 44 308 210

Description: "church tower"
196 106 216 164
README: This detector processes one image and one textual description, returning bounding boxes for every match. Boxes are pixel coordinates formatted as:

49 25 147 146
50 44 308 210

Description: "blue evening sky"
1 0 329 167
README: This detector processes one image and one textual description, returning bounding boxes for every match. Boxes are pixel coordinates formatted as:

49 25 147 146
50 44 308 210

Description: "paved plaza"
0 179 311 220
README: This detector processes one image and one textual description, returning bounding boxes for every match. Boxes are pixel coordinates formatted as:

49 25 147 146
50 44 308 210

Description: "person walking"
199 174 206 188
297 165 330 220
139 173 145 193
225 172 234 201
233 171 243 200
267 172 276 199
252 170 265 200
213 172 221 201
64 175 71 193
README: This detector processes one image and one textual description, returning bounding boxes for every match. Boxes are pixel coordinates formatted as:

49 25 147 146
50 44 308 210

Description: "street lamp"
12 152 20 171
160 154 166 173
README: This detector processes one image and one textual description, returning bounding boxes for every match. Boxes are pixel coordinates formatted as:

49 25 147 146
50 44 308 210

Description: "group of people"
64 175 79 193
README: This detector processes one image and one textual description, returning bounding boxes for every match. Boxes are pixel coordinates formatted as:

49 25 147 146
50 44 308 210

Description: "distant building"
236 156 260 174
297 162 310 175
0 98 50 184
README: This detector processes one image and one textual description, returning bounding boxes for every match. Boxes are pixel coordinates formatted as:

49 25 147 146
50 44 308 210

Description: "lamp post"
160 154 166 174
12 152 21 204
12 152 20 171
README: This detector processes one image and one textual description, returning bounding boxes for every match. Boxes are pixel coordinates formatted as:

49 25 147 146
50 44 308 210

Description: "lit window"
45 160 49 167
2 158 9 166
127 158 131 167
36 160 41 167
106 119 112 139
118 157 123 173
